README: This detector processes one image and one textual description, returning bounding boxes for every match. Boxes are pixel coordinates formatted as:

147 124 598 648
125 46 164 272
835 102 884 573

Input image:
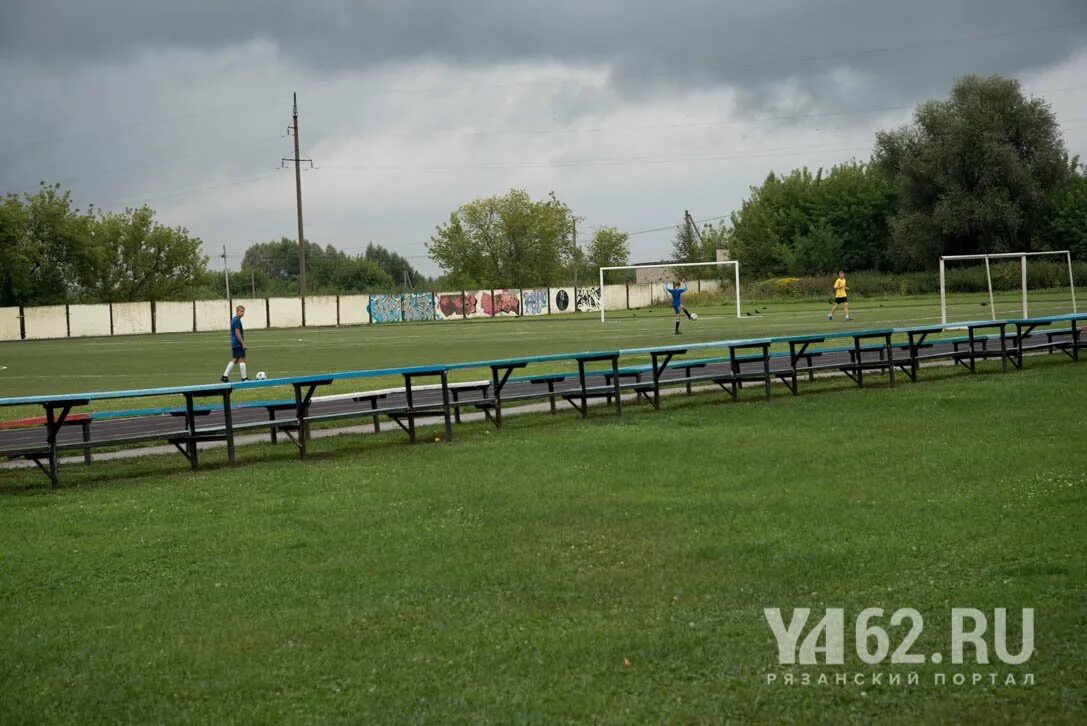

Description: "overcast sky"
2 1 1086 277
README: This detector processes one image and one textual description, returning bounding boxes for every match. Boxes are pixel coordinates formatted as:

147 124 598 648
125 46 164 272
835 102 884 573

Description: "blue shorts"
232 347 245 359
672 304 681 313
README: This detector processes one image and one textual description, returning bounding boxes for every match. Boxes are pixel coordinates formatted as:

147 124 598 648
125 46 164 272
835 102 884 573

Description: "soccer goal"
939 250 1078 324
597 260 741 322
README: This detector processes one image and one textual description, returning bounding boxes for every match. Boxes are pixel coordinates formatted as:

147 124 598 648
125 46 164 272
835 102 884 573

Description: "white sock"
223 361 235 377
239 362 247 379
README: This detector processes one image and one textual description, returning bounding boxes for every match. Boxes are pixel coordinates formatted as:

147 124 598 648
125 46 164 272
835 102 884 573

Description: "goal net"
939 251 1078 324
597 260 741 322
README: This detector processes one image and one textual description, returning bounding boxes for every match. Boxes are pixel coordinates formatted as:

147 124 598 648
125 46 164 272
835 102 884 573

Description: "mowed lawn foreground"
1 360 1085 722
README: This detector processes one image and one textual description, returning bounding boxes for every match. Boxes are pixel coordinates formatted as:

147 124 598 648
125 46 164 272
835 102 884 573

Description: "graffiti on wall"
402 292 435 322
435 292 470 320
466 290 491 318
368 294 403 324
522 288 548 316
576 286 600 312
487 289 521 316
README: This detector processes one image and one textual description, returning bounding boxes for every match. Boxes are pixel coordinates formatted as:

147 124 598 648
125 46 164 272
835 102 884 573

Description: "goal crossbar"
938 250 1076 324
598 260 741 322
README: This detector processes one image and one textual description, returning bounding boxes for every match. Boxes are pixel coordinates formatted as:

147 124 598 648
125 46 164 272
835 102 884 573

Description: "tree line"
0 185 428 306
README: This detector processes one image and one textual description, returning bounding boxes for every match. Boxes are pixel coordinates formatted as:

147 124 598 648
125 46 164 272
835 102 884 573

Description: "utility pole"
251 269 256 297
282 92 313 298
572 216 579 292
222 245 231 304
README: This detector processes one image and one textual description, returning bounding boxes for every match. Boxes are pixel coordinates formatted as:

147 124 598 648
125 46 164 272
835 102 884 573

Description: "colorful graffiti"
487 289 521 316
466 290 490 318
402 292 435 322
435 291 470 320
522 288 548 316
367 294 403 324
576 286 600 312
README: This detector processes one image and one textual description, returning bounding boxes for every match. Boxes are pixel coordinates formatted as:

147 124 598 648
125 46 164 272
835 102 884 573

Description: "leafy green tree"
427 189 574 287
874 75 1071 269
85 206 208 302
1036 167 1087 261
239 239 403 293
729 163 894 276
587 227 630 283
0 183 95 306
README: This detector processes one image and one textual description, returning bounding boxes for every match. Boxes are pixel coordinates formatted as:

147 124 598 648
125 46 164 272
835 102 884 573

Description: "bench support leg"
222 390 236 465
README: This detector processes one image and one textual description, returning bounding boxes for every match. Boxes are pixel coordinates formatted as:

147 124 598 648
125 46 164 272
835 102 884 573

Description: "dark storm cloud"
3 0 1086 106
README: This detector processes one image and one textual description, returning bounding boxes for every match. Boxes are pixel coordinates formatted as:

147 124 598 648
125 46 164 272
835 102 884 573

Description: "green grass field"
1 357 1084 722
1 288 1085 721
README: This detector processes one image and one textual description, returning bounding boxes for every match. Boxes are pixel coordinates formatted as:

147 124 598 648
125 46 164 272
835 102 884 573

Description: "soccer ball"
690 313 699 320
255 371 267 381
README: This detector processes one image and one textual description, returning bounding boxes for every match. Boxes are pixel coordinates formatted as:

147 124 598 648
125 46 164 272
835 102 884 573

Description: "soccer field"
0 358 1084 721
0 289 1080 417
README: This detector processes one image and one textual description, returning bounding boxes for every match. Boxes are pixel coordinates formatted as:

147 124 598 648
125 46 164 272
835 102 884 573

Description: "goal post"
939 250 1077 324
597 260 741 322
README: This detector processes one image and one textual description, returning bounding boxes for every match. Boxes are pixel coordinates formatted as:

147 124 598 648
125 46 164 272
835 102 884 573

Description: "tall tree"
0 183 95 306
85 206 208 302
427 189 574 287
873 75 1071 269
729 164 894 277
1036 166 1087 261
587 227 630 283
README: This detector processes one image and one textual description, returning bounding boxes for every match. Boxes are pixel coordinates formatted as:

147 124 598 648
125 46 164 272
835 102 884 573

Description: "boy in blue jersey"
665 280 693 334
220 305 249 382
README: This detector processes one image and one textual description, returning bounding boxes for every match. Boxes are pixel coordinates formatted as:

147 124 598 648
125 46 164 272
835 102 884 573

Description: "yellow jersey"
834 278 847 298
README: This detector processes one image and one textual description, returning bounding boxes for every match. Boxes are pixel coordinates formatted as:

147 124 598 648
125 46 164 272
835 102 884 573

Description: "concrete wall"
0 307 22 341
4 281 721 342
195 299 231 332
402 292 435 322
268 297 304 328
522 288 548 316
305 295 338 327
23 305 68 340
156 301 194 333
368 294 402 324
434 291 465 320
111 302 153 335
550 286 575 314
602 284 627 312
465 290 490 318
338 295 370 325
68 303 112 337
576 286 600 312
232 298 267 329
491 289 520 316
627 283 653 308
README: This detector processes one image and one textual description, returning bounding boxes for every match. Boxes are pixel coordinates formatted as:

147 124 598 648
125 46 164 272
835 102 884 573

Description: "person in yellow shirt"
828 270 852 321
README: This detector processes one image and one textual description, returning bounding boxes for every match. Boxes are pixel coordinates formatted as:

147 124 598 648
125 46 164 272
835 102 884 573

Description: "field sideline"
0 358 1084 721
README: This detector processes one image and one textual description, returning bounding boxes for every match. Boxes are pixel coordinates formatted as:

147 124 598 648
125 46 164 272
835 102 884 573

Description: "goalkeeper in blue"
665 280 694 334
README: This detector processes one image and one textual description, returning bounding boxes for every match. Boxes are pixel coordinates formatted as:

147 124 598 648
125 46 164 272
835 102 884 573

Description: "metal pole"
572 216 578 298
1068 251 1078 314
939 258 947 325
734 261 741 318
222 245 231 304
292 92 307 298
1021 254 1028 318
599 266 605 323
984 257 995 320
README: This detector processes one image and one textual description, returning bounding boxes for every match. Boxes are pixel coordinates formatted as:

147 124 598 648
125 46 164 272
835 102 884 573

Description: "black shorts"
834 296 848 304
